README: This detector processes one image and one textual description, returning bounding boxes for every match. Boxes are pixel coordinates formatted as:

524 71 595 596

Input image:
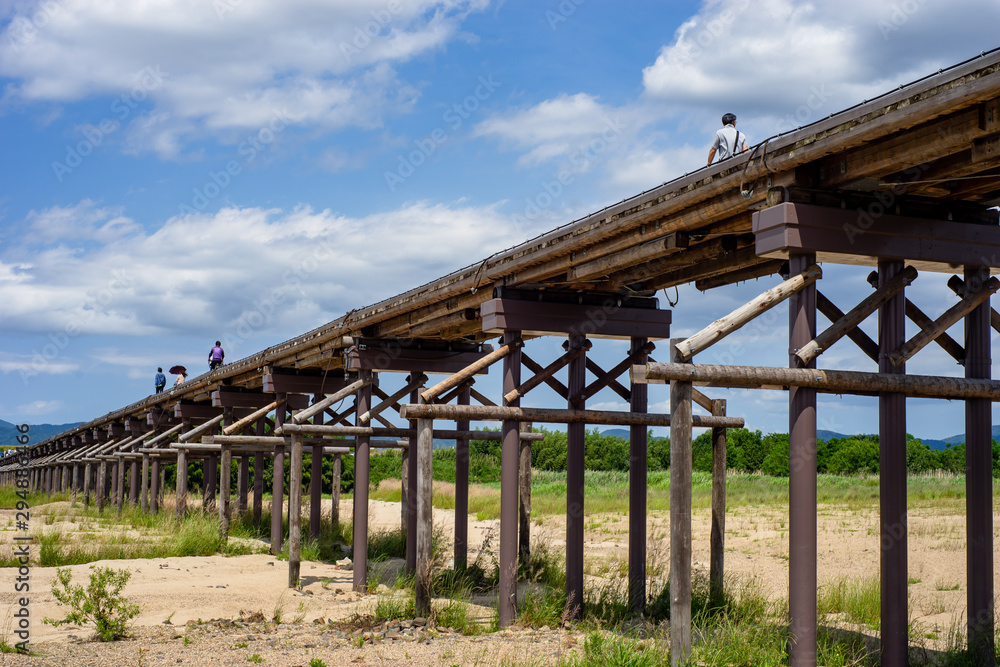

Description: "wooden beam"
815 291 880 363
504 345 588 404
360 374 427 423
398 403 743 428
420 341 519 403
675 264 823 361
292 378 371 425
222 400 285 435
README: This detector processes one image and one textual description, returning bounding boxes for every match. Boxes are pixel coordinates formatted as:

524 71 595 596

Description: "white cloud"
0 0 489 155
2 199 530 344
16 400 63 416
0 353 78 375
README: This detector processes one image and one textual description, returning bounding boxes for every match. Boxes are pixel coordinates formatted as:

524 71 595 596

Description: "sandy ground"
0 490 996 665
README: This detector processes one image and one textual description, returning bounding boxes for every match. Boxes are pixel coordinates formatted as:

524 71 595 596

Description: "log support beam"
498 331 522 628
628 337 648 614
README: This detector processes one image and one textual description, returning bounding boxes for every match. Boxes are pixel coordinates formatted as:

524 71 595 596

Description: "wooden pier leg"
219 444 232 542
415 409 434 616
879 260 908 666
710 398 728 606
272 396 287 555
107 460 116 513
331 454 341 526
669 338 693 666
455 385 471 570
788 252 818 667
310 444 322 539
566 333 587 619
965 265 995 663
254 419 265 526
116 457 126 516
151 458 160 514
71 464 79 502
518 420 532 571
82 463 92 508
289 434 303 588
238 455 249 514
405 381 420 575
204 454 218 513
499 330 522 628
353 371 373 593
141 453 150 514
629 337 649 614
129 458 139 505
176 449 188 519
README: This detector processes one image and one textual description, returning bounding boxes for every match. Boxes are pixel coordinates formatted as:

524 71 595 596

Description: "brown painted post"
108 460 117 514
710 398 727 606
405 381 420 575
879 260 908 665
82 463 91 508
788 252 818 667
566 333 587 619
219 444 232 541
965 265 995 663
629 337 649 614
177 419 190 520
310 392 323 539
159 462 166 505
141 453 150 514
129 456 139 505
499 330 522 628
331 454 341 526
151 458 160 514
254 418 265 526
518 420 532 571
353 371 373 593
289 433 304 588
116 456 126 516
238 455 249 513
456 385 471 570
272 395 287 554
71 464 79 502
204 453 218 513
415 404 434 616
669 338 693 666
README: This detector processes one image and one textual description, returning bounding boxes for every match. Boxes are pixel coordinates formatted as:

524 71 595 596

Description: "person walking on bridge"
707 113 747 165
154 367 166 394
208 341 225 370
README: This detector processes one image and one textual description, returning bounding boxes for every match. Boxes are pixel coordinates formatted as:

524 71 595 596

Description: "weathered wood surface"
675 264 822 361
291 378 371 425
399 403 744 428
669 339 693 666
222 399 284 435
358 374 426 423
638 362 1000 399
420 342 518 403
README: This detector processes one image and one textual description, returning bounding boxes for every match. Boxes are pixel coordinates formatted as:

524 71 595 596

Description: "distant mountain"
0 420 84 448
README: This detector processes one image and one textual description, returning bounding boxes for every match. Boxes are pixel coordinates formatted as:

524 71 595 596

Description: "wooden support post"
415 403 434 616
116 456 126 516
879 260 908 666
177 419 190 520
331 454 341 526
669 338 693 666
271 396 287 555
629 337 649 615
965 265 995 664
499 331 521 628
141 453 150 514
129 456 139 505
219 444 232 542
204 453 218 513
71 464 79 502
788 252 818 667
353 371 373 593
518 420 532 571
238 455 249 513
309 392 324 539
82 463 91 508
159 462 166 506
151 457 160 514
566 334 587 619
405 380 421 575
109 460 117 514
710 399 727 607
253 419 264 526
288 433 303 588
456 385 471 570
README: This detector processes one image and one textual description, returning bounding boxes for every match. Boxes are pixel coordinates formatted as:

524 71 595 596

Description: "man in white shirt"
707 113 747 165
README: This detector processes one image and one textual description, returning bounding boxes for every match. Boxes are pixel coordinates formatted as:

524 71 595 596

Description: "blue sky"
1 0 998 441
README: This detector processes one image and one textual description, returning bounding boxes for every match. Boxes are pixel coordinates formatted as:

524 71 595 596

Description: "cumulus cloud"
0 0 489 155
1 199 533 346
16 400 63 416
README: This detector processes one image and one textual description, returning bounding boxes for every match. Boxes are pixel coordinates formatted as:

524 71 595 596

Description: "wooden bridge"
6 49 1000 666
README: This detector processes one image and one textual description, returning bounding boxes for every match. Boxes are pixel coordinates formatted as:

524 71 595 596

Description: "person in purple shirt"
208 341 225 370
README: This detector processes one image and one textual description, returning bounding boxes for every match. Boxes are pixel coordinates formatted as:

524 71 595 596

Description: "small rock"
413 617 427 626
266 562 274 567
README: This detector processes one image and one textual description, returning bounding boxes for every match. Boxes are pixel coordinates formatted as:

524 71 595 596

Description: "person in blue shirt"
154 368 166 393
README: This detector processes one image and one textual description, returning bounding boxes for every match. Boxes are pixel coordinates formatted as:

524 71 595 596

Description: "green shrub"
43 567 141 641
